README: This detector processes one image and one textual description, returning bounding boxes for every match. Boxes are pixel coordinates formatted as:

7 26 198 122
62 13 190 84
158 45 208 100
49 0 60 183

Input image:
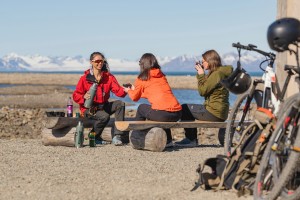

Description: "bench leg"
129 127 167 152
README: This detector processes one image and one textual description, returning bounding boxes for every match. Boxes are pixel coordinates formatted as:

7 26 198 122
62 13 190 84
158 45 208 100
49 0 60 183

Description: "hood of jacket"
149 68 164 78
214 65 233 79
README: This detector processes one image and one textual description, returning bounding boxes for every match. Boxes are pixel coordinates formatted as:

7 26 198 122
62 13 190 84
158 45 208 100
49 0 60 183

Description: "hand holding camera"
122 83 134 93
122 83 132 88
195 61 205 75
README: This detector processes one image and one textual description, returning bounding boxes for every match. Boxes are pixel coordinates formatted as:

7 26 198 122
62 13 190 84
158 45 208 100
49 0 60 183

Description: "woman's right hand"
123 84 135 93
195 63 204 75
84 92 91 100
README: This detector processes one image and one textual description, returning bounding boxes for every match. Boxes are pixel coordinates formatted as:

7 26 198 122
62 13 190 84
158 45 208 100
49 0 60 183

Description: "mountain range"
0 52 267 72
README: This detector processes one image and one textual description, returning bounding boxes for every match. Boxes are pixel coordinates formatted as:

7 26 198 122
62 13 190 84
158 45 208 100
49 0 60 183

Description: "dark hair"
202 50 222 75
138 53 162 80
89 52 109 72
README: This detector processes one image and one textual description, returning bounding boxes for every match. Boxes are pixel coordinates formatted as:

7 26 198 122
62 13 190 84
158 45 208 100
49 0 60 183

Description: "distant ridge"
0 52 267 72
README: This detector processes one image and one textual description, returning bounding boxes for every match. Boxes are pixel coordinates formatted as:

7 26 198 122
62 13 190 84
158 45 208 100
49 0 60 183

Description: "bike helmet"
221 67 252 94
267 18 300 52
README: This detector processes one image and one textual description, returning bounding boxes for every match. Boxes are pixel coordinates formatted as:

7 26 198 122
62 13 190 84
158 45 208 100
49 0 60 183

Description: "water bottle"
75 121 84 148
67 97 73 117
84 83 98 108
89 131 96 147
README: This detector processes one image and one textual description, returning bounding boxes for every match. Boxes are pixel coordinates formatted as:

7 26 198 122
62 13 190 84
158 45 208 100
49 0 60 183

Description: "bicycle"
254 46 300 199
223 42 296 157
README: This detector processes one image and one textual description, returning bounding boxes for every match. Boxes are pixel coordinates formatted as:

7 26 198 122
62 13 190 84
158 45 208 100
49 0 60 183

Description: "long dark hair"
138 53 162 80
90 52 109 72
202 50 222 76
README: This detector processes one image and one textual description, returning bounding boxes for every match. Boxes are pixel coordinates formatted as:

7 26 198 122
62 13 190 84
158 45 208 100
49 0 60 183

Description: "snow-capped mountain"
0 52 266 72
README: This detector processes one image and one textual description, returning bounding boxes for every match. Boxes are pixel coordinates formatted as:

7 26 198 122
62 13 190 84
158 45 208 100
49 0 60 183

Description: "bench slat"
115 120 248 131
45 117 251 132
44 117 134 129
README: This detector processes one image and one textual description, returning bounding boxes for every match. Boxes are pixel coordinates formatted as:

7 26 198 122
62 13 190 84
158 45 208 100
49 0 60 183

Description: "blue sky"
1 0 276 60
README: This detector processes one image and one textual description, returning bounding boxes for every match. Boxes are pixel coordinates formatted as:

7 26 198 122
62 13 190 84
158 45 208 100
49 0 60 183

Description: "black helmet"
221 67 252 94
267 18 300 52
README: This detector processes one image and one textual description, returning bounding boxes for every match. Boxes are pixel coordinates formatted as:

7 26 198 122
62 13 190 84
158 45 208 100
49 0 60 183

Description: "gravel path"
0 73 253 199
0 139 252 200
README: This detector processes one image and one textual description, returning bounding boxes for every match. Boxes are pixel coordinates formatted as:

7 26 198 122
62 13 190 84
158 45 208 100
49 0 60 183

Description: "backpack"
191 108 275 196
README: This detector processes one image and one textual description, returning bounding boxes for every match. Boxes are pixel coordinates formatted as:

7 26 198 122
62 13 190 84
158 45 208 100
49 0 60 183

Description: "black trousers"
84 100 125 139
181 104 224 141
135 104 182 142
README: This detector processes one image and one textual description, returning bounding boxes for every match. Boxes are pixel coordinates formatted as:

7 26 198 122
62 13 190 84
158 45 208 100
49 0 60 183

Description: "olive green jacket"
197 65 233 120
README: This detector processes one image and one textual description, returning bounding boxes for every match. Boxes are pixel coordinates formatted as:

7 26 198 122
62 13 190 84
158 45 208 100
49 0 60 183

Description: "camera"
122 83 132 88
195 61 204 70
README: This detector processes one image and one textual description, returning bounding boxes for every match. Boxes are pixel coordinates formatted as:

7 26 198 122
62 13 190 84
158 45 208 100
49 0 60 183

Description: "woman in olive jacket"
175 49 233 147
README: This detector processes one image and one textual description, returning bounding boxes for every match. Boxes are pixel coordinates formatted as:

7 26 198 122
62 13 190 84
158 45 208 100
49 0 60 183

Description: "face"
202 58 209 70
90 55 104 71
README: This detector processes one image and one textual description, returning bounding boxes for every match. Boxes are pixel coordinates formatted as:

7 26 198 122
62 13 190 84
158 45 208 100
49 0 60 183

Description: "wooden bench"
114 120 250 152
42 117 251 152
115 120 231 131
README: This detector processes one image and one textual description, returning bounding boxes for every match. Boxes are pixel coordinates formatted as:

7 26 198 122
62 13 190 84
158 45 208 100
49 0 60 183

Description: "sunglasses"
92 59 104 64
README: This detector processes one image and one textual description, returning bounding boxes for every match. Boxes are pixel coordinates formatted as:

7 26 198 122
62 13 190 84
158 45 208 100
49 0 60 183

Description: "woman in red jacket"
73 52 127 145
123 53 182 148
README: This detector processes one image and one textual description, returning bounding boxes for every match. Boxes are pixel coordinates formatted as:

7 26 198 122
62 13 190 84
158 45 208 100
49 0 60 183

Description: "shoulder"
103 72 116 80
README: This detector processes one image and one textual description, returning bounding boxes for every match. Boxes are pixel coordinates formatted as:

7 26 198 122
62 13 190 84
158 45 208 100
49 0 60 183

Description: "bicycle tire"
254 94 300 200
224 89 262 156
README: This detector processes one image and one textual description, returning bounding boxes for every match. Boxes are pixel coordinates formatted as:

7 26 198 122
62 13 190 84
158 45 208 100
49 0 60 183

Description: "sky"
1 0 277 60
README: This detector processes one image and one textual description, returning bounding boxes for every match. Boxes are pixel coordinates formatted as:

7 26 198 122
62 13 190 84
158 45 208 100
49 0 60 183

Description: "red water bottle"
67 97 73 117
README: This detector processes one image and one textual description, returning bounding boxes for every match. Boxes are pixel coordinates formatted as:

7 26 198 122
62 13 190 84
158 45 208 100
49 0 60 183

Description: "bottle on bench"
67 97 73 117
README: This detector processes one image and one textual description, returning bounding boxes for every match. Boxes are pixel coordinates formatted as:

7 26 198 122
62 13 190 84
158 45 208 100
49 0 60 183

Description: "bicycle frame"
233 42 295 118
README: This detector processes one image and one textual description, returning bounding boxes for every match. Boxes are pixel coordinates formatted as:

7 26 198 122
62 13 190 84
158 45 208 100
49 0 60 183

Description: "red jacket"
73 69 126 114
128 68 182 112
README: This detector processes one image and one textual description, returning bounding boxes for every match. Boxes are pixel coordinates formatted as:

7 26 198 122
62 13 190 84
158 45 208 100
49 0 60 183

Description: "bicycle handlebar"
232 42 276 59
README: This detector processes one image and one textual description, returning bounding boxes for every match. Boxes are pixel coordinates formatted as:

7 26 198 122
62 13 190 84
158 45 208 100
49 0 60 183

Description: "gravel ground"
0 73 253 199
0 139 252 200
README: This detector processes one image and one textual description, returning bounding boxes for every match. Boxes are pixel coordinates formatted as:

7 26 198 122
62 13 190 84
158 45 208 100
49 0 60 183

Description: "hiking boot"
112 135 123 146
165 140 174 148
174 138 197 147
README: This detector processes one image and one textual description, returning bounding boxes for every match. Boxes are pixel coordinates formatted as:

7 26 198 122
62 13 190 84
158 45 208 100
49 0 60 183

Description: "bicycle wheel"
224 89 262 156
254 94 300 200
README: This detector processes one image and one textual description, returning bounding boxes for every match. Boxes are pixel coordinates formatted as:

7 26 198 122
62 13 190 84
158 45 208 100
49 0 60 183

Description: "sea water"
1 71 261 109
64 86 237 110
112 89 238 110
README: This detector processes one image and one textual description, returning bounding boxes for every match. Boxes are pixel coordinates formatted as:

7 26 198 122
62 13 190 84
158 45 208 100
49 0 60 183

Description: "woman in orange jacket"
123 53 182 147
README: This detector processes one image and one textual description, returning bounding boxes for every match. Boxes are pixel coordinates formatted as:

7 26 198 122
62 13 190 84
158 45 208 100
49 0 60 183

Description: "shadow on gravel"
164 144 223 152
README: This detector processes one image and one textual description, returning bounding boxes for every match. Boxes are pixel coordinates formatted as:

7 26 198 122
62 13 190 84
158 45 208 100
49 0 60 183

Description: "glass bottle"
89 132 96 147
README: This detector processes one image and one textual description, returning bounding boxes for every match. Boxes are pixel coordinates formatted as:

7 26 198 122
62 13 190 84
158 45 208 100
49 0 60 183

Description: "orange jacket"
128 68 182 112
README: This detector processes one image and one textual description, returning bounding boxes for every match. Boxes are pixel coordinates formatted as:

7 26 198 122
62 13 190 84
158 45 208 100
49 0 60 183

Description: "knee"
95 112 110 123
181 104 188 111
114 100 125 110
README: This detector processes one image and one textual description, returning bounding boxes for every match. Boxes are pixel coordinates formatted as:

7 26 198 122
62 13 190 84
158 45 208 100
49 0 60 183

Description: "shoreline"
0 72 198 89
